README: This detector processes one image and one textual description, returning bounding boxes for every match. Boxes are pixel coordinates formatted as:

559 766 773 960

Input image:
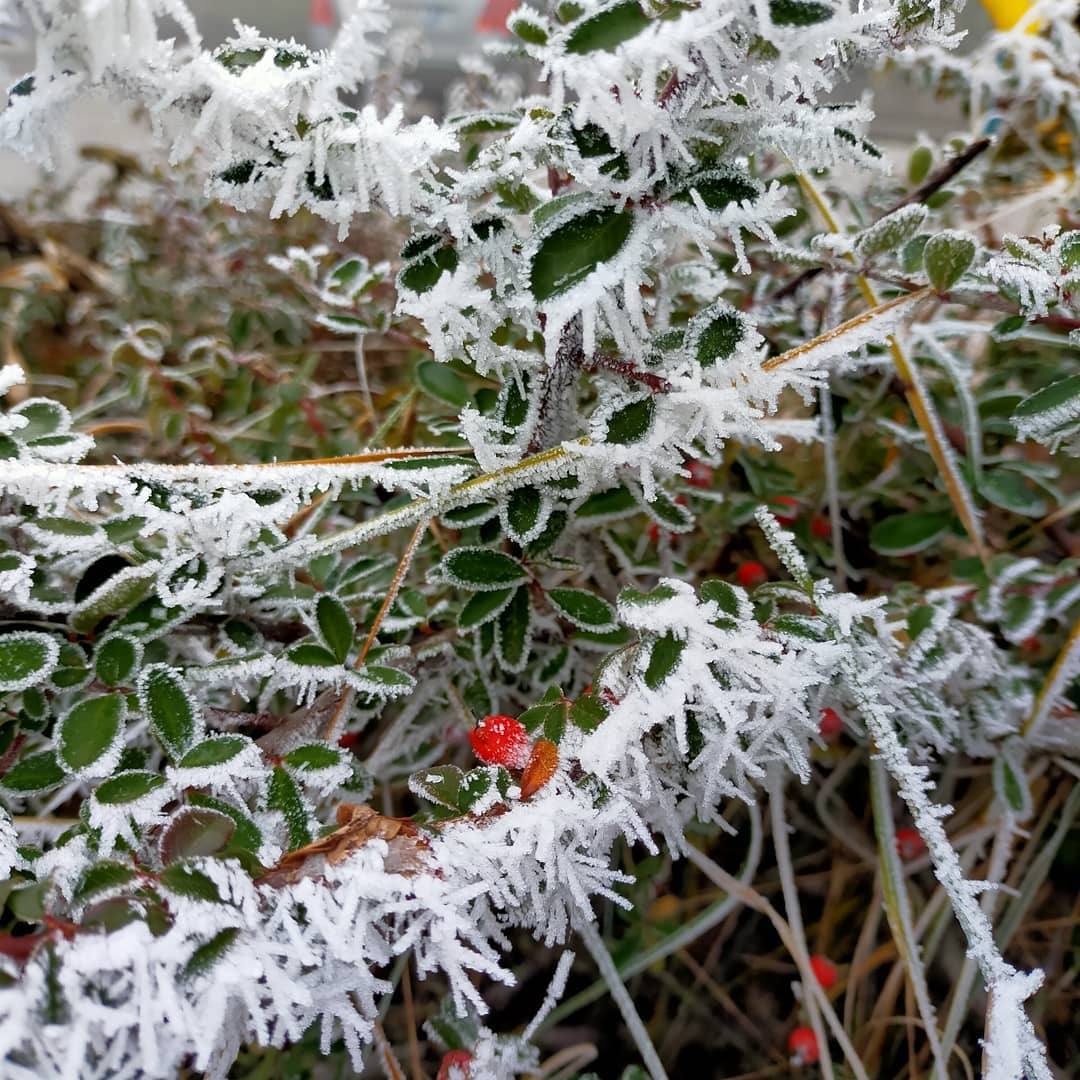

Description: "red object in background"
337 731 361 750
310 0 336 28
737 561 768 589
476 0 519 33
437 1051 473 1080
811 512 831 539
810 954 837 990
469 715 531 769
686 460 714 488
788 1027 820 1066
818 707 843 739
895 827 927 861
772 496 800 525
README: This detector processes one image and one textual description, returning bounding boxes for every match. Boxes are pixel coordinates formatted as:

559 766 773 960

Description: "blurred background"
0 0 993 198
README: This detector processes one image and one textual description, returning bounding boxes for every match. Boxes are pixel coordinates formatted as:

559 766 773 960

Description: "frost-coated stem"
574 915 669 1080
939 812 1018 1065
1022 613 1080 739
767 767 834 1080
847 661 1051 1080
868 758 948 1080
818 380 849 590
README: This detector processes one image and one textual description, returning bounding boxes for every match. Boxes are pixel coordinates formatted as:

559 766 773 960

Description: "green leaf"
177 735 250 769
356 665 415 691
441 547 528 590
95 636 139 687
769 0 834 24
416 361 470 409
188 792 263 854
1 750 66 794
530 205 634 302
869 511 952 556
548 588 617 630
497 586 532 671
70 564 156 634
409 764 464 810
73 861 137 904
700 579 742 617
159 863 221 903
139 666 199 761
570 693 608 733
577 485 638 521
316 595 353 663
398 243 458 294
506 486 543 543
283 744 345 772
160 807 236 863
644 632 685 690
459 587 515 630
182 927 241 981
854 205 928 259
268 766 312 849
605 397 655 445
11 399 67 440
565 1 651 54
1013 374 1080 427
979 468 1047 518
287 643 340 667
57 695 124 775
94 770 165 805
0 632 59 692
908 145 933 184
686 304 747 366
674 170 758 212
923 230 976 291
508 9 549 43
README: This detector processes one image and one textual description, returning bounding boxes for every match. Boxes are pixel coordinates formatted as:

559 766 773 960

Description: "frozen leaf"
854 205 928 258
94 636 140 687
769 0 835 25
316 595 353 664
160 807 235 863
1 749 66 794
139 666 200 761
924 230 976 291
548 588 616 631
564 1 651 54
530 205 633 303
604 398 655 445
57 695 125 777
643 632 685 690
441 548 528 590
416 361 470 409
94 770 165 805
459 588 515 630
0 632 59 692
497 586 533 671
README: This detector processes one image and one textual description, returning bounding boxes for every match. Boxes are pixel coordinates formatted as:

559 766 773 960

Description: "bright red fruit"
469 715 531 769
818 707 843 739
437 1050 473 1080
810 512 831 539
337 731 361 750
772 496 799 525
737 561 768 589
810 954 837 990
788 1026 819 1066
520 738 559 799
686 460 714 488
895 827 927 861
1020 636 1041 654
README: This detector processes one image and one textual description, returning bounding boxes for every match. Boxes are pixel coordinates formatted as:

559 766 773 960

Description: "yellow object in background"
979 0 1039 32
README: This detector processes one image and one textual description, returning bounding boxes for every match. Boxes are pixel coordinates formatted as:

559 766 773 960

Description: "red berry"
437 1051 473 1080
737 561 768 589
469 715 531 769
648 522 660 545
895 828 927 861
772 496 799 526
818 707 843 740
788 1026 819 1066
809 954 837 990
1020 636 1041 654
810 512 831 539
686 460 714 488
337 731 361 750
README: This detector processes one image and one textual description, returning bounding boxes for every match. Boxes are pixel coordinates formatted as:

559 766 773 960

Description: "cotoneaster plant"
0 0 1077 1077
